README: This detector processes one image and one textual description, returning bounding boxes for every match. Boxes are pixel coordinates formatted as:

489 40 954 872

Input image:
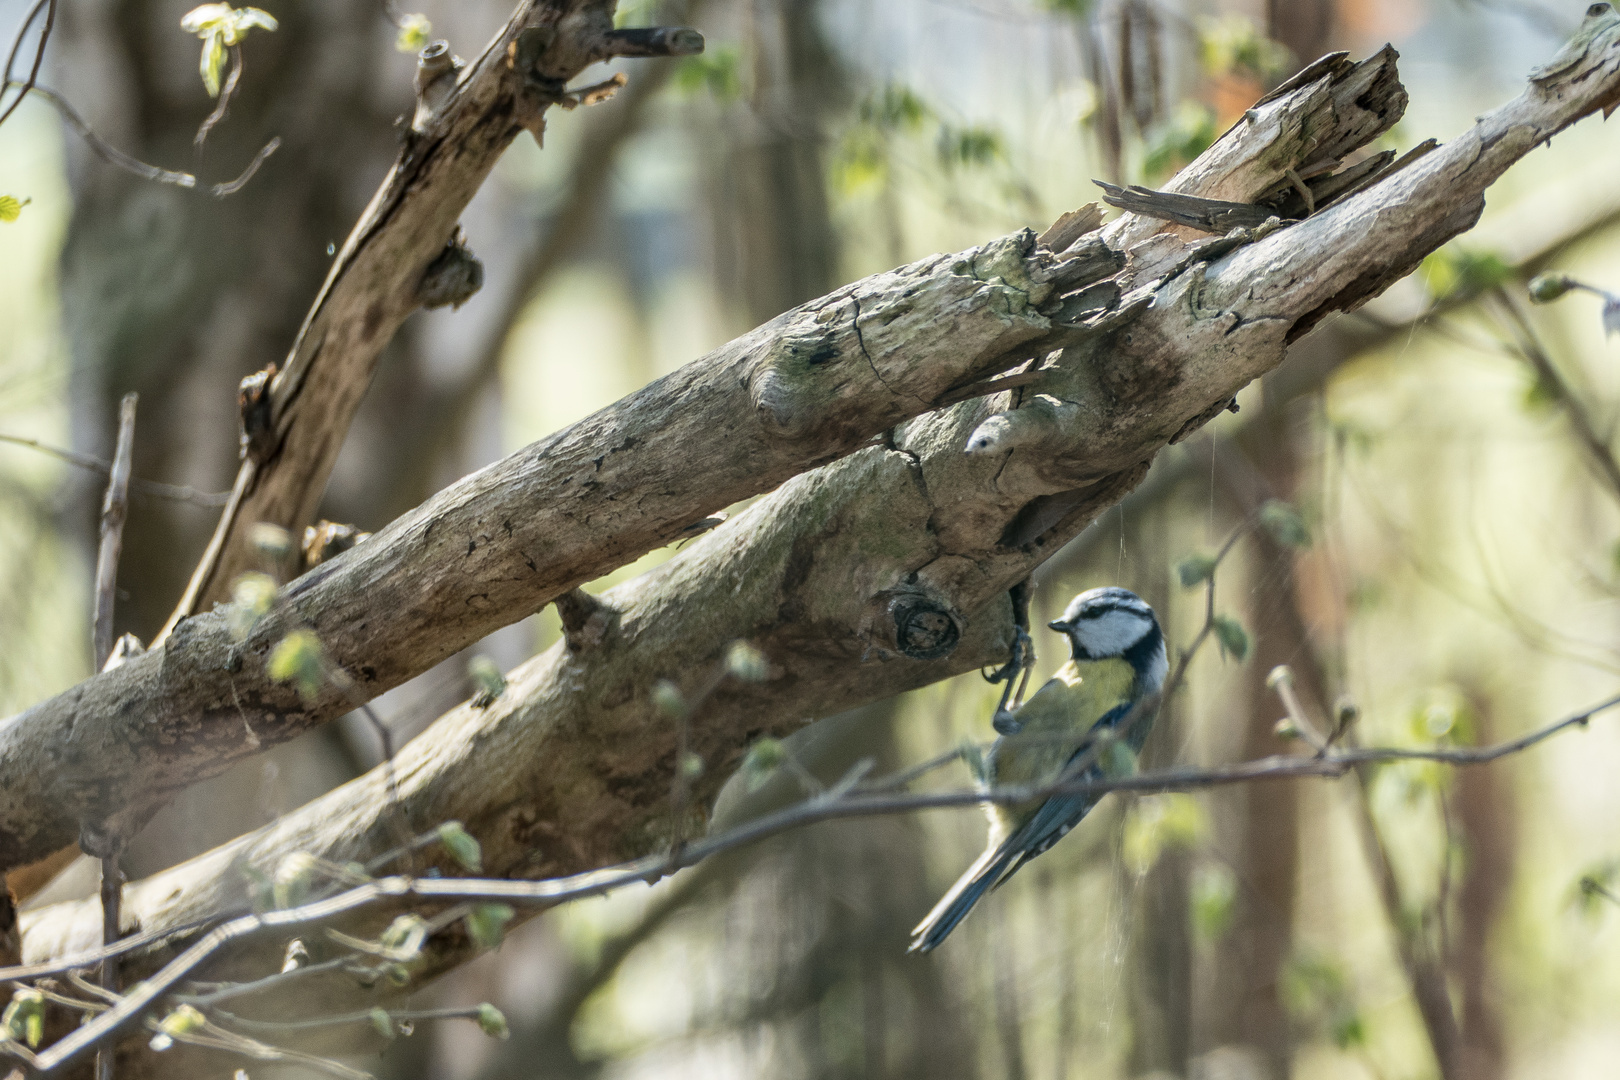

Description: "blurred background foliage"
5 0 1620 1077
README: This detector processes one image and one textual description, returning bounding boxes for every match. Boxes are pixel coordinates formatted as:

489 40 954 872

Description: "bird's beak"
1048 619 1071 632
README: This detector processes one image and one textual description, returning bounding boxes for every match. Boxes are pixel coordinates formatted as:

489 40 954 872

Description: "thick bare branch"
14 12 1620 998
0 225 1111 869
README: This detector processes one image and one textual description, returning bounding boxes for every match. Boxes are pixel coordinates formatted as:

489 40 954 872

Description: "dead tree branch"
9 10 1620 1015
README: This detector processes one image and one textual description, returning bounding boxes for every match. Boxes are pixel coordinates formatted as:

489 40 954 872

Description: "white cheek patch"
1076 610 1150 656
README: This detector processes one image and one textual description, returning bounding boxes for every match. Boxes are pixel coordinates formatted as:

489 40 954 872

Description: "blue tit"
910 586 1167 953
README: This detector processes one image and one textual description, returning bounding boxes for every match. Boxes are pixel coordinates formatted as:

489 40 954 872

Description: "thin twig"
92 395 137 671
194 45 242 155
90 395 135 1080
214 1003 489 1033
15 689 1618 1074
0 432 229 506
2 81 278 196
1491 285 1620 505
171 957 358 1009
0 0 54 130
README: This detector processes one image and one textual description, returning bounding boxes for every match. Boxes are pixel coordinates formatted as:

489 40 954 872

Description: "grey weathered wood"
24 12 1620 1006
0 226 1114 872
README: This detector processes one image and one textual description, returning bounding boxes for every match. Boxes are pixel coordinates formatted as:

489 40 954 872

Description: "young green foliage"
1 988 44 1048
180 5 279 97
476 1003 510 1039
1259 499 1311 548
1212 614 1250 662
1191 863 1237 943
741 736 785 791
466 903 515 949
227 571 277 639
267 629 327 701
437 821 483 872
395 14 432 53
1177 552 1219 589
468 655 506 708
0 196 28 223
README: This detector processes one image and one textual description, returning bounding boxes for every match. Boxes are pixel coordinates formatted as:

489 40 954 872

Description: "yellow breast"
983 657 1138 839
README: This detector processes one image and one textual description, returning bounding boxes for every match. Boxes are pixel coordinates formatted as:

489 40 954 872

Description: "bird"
909 586 1167 953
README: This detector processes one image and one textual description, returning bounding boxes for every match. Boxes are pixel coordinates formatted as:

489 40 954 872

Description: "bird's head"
1048 587 1165 682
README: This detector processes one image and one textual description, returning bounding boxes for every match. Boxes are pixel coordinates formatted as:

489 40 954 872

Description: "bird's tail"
908 842 1019 953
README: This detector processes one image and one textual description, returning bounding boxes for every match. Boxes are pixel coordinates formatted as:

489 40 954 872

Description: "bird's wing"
992 701 1134 881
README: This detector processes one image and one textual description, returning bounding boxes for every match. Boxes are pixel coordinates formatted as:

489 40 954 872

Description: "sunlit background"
4 0 1620 1077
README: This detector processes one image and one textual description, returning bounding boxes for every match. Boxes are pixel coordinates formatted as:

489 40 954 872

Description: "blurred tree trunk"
1451 690 1511 1080
711 0 843 327
1221 396 1315 1079
1126 500 1193 1078
1268 0 1336 70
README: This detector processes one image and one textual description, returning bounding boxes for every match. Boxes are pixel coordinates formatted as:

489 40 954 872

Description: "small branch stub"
885 593 962 661
600 27 705 59
237 363 277 463
418 229 484 310
411 40 463 133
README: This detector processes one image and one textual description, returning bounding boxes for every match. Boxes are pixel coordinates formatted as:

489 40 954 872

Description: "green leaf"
1191 863 1236 942
226 8 278 41
1122 793 1207 873
859 84 932 131
228 571 277 639
476 1003 510 1039
0 196 28 223
370 1008 395 1040
2 989 45 1047
466 903 515 949
267 629 327 700
725 640 769 682
1419 247 1513 302
742 737 785 791
1177 552 1218 589
381 914 430 956
158 1004 206 1037
438 821 483 872
1528 272 1578 303
180 4 234 34
1331 1011 1367 1050
273 852 318 909
467 655 505 708
395 14 432 54
936 124 1004 169
651 680 688 719
673 47 740 100
1143 102 1217 182
181 6 278 95
202 29 227 97
1211 614 1250 662
1198 14 1291 81
1258 499 1310 548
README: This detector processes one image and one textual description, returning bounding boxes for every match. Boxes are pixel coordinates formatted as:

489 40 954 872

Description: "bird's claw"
991 710 1023 736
